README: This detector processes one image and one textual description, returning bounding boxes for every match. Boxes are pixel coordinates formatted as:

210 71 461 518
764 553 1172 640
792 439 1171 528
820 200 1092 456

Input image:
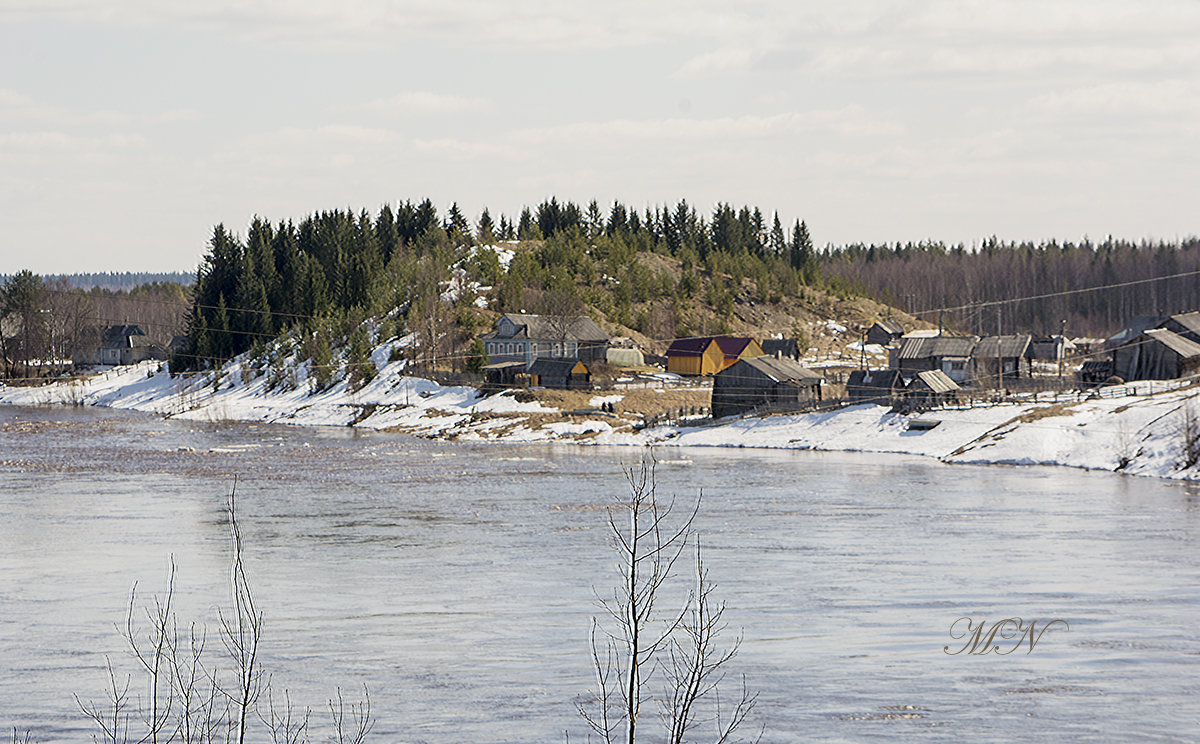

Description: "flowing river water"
1 405 1198 742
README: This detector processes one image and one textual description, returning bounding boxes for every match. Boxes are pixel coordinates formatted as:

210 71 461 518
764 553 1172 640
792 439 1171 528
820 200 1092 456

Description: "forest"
821 236 1200 338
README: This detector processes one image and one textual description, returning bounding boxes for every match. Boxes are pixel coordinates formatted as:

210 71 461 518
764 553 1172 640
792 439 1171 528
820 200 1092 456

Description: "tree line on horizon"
820 236 1200 338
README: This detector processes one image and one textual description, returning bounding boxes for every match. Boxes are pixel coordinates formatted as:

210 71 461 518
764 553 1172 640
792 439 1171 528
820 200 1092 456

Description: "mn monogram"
943 617 1070 655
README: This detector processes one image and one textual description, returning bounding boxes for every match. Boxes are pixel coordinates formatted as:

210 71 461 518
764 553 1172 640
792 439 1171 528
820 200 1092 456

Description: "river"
1 405 1197 742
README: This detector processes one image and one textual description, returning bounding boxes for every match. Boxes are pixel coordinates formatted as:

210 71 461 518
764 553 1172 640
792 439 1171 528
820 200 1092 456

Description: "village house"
865 319 906 347
971 334 1034 386
891 335 977 384
666 336 764 376
482 313 609 369
1113 328 1200 381
845 368 905 406
711 356 823 418
76 325 164 366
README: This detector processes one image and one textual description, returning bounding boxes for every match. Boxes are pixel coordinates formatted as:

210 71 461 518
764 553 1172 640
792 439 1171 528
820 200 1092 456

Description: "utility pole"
1058 318 1066 386
996 305 1002 393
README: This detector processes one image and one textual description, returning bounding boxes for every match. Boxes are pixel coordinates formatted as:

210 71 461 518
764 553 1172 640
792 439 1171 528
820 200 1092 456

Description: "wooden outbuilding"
1077 359 1116 386
482 361 525 390
666 337 724 376
1113 329 1200 381
845 368 905 405
866 320 905 347
711 356 823 418
905 369 961 409
527 358 591 389
761 337 801 360
971 334 1034 386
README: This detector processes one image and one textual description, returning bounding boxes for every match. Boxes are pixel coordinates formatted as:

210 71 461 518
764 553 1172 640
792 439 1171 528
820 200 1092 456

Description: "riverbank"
3 359 1200 480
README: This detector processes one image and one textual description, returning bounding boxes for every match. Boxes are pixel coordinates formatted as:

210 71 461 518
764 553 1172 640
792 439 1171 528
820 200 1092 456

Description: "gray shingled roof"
528 357 588 376
100 325 147 348
485 313 609 342
911 369 960 393
1144 328 1200 358
974 334 1033 358
735 355 823 383
1166 312 1200 337
897 335 977 359
872 319 905 335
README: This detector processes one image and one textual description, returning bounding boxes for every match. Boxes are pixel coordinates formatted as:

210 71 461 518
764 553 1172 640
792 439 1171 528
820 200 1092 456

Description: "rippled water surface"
2 405 1198 742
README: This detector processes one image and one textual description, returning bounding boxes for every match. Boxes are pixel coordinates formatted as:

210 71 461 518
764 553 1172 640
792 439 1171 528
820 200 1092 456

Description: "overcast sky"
2 1 1198 274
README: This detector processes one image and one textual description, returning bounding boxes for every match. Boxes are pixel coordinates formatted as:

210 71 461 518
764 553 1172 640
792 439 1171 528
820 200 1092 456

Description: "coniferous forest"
176 198 821 374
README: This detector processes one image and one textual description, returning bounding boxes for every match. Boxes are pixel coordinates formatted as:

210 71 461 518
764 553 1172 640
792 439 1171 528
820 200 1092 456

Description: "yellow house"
665 337 761 376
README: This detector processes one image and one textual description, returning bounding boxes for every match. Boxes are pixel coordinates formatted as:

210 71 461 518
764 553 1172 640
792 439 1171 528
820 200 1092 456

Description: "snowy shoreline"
4 359 1200 481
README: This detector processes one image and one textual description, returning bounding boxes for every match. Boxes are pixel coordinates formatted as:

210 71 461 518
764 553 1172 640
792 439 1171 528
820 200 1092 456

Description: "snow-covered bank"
4 360 1200 480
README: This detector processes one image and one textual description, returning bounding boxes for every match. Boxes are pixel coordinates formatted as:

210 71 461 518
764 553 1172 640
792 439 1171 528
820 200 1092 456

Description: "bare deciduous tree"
75 483 373 744
578 455 757 744
217 485 264 744
329 687 373 744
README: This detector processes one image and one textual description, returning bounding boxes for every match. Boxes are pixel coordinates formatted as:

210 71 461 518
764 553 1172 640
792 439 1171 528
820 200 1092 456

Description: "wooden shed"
845 368 905 405
866 319 905 347
1113 329 1200 381
482 361 525 390
761 337 801 360
971 335 1034 386
527 357 591 389
905 369 961 409
711 356 823 418
666 337 725 376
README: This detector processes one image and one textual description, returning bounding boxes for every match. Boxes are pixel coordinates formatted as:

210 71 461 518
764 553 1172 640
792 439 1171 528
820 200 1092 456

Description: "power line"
913 268 1200 317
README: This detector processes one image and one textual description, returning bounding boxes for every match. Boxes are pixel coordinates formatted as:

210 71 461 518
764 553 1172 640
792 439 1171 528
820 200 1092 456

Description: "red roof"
713 337 755 360
666 337 718 357
666 336 757 360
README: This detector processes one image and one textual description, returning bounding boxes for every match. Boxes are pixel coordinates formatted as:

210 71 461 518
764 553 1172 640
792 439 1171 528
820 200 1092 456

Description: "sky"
2 0 1198 274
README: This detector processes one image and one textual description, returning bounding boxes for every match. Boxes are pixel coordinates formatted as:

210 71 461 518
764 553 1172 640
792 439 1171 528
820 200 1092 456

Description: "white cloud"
367 91 487 114
1030 80 1200 117
511 107 903 146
